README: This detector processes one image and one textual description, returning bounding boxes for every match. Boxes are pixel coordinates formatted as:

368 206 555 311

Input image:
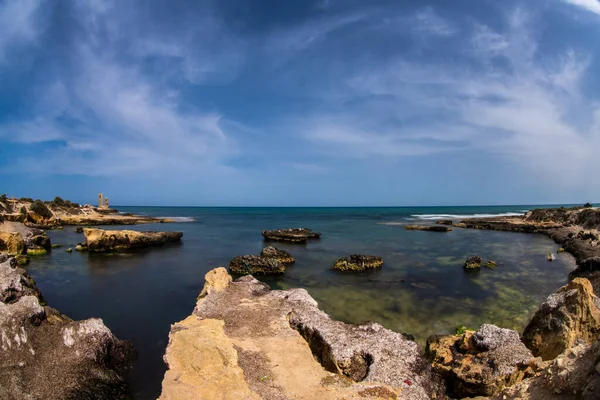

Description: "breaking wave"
411 212 525 221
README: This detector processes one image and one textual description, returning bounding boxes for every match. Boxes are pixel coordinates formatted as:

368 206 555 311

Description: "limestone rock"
426 324 535 398
0 232 25 256
83 228 183 252
260 246 295 264
229 255 285 275
522 278 600 360
0 257 133 399
262 228 321 243
404 225 453 232
160 268 446 400
332 254 383 272
464 256 483 269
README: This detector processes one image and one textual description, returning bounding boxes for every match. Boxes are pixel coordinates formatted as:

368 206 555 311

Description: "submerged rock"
160 268 446 400
484 260 497 268
426 324 535 398
464 256 482 269
436 220 454 225
522 278 600 360
332 254 383 272
262 228 321 243
260 246 295 264
0 257 133 399
75 226 84 233
229 255 285 275
83 228 183 252
404 225 452 232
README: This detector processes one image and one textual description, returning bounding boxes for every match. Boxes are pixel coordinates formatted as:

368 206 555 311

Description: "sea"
26 205 577 399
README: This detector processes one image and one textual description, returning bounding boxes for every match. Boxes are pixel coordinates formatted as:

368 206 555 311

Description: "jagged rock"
404 225 452 232
332 254 383 272
229 255 285 275
426 324 535 398
436 220 454 225
262 228 321 243
83 228 183 252
0 257 134 399
260 246 295 264
464 256 482 269
22 228 51 251
522 278 600 360
0 232 25 255
160 268 447 400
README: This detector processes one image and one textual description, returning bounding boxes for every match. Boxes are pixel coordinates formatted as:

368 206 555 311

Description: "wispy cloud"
564 0 600 15
0 0 43 62
413 7 457 36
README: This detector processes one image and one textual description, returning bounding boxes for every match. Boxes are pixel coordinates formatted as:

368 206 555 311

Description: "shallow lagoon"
25 206 575 399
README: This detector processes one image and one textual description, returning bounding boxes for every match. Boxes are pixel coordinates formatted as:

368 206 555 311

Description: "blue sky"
1 0 600 206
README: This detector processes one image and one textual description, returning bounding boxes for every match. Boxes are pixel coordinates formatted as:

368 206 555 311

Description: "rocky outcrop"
0 232 25 256
404 225 452 232
0 224 51 257
332 254 383 272
522 278 600 360
229 255 286 275
426 324 536 398
83 228 183 252
260 246 295 264
0 256 133 399
262 228 321 243
464 256 482 269
160 268 446 400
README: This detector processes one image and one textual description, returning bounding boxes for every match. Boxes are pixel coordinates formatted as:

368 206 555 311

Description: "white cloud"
564 0 600 15
413 7 457 37
0 0 43 62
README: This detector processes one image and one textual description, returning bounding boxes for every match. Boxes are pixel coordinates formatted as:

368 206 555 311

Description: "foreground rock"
426 324 536 398
522 278 600 360
332 254 383 272
0 222 52 256
229 255 286 275
260 246 295 264
0 255 133 399
160 268 446 400
262 228 321 243
83 228 183 252
404 225 452 232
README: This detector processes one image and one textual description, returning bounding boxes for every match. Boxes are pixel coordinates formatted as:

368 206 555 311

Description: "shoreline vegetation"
1 199 600 398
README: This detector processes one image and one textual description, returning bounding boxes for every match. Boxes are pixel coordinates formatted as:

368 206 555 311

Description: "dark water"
25 206 576 399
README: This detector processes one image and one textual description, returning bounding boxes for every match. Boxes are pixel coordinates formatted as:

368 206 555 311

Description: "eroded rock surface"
0 256 133 399
160 268 446 400
260 246 295 264
332 254 384 272
262 228 321 243
229 255 286 275
426 324 535 398
84 228 182 252
522 278 600 360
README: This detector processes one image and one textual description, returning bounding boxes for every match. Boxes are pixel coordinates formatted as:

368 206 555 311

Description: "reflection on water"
23 206 576 399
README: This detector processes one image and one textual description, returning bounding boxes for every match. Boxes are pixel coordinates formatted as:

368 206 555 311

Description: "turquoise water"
25 206 576 399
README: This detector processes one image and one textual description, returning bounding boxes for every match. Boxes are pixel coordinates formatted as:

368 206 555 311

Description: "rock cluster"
160 268 447 400
262 228 321 243
404 225 452 232
0 255 133 399
83 228 183 252
332 254 383 272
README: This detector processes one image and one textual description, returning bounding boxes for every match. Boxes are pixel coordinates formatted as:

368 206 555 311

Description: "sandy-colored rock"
332 254 383 272
0 231 25 255
522 278 600 361
84 228 183 252
426 324 535 398
160 268 446 400
260 246 295 264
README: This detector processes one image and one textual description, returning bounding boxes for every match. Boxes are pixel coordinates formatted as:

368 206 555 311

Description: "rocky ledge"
159 268 446 400
332 254 384 272
0 222 52 264
404 225 452 232
262 228 321 243
83 228 183 253
0 254 133 399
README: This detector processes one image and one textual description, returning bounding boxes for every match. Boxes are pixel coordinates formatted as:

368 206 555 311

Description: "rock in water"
261 228 321 243
260 246 295 264
522 278 600 360
436 220 454 225
464 256 483 269
332 254 383 272
404 225 453 232
229 255 286 275
426 324 535 398
159 268 446 400
83 228 183 252
0 256 133 399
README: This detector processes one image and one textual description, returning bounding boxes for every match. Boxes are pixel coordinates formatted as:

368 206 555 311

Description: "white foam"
410 212 525 221
165 216 196 222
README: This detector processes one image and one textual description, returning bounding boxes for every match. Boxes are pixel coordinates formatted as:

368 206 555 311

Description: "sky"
1 0 600 206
